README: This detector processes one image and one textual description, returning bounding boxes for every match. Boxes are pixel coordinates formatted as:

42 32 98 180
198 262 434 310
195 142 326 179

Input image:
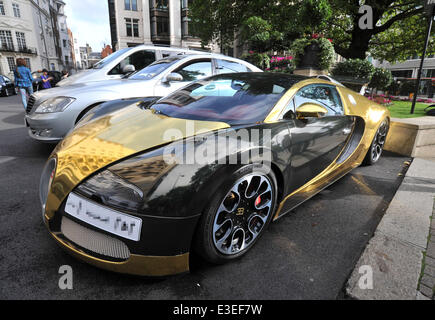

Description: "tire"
363 118 390 166
194 165 278 264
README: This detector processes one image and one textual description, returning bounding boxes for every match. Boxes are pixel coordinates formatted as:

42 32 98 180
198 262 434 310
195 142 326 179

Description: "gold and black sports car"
40 73 390 276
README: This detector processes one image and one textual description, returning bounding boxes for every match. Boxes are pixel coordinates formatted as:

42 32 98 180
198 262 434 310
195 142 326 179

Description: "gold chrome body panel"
269 80 390 219
49 230 190 276
44 105 230 221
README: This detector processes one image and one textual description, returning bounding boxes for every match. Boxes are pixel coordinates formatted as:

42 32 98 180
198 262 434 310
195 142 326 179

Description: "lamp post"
411 1 435 114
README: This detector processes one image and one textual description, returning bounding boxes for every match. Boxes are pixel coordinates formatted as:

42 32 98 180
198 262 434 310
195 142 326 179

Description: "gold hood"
44 104 230 219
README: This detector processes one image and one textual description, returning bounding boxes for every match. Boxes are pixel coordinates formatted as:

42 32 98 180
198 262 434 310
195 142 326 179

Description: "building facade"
0 0 71 79
376 56 435 96
108 0 215 52
0 0 39 77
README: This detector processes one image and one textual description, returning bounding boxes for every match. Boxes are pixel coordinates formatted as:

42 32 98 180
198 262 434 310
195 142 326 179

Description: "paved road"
0 95 411 300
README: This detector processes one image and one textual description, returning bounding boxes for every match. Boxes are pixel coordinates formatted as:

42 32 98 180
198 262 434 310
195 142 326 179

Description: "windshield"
93 48 130 69
150 73 301 125
129 56 181 80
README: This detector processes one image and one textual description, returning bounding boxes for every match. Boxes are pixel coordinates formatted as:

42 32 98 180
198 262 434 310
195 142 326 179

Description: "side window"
175 60 212 82
161 50 185 58
216 59 249 74
294 84 344 116
108 50 156 75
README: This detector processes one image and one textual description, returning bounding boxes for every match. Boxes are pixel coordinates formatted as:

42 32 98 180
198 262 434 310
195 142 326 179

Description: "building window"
16 32 26 51
125 0 137 11
0 1 5 15
63 39 67 48
150 0 168 10
7 57 16 72
12 3 20 18
0 30 14 50
125 18 132 37
133 19 139 37
156 16 169 36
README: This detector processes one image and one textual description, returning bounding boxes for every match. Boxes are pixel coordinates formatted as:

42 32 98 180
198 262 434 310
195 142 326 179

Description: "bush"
331 59 375 80
291 36 335 70
240 52 271 70
369 68 393 91
267 56 295 73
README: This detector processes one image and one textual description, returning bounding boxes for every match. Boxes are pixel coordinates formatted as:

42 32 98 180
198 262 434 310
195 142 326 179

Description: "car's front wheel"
194 165 278 264
363 119 390 166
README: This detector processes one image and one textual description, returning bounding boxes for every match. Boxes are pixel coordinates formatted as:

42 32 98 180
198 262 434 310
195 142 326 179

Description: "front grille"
26 95 36 114
61 216 131 260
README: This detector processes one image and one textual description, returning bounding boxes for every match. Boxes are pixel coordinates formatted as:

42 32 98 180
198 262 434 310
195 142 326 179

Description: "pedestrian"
41 69 53 89
61 69 69 80
13 58 34 111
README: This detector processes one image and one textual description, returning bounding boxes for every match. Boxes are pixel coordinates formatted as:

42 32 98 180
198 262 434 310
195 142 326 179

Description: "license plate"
65 193 142 242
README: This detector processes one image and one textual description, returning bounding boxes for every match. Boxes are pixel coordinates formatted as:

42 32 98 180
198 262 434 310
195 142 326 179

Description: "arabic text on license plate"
65 193 142 241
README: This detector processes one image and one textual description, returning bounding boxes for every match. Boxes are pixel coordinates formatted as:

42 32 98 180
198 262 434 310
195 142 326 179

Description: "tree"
325 0 432 61
369 68 393 92
189 0 433 62
331 59 375 80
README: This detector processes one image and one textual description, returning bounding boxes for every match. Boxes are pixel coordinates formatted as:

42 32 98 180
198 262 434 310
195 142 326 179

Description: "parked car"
32 71 62 91
25 54 261 142
40 73 390 276
0 75 17 97
56 45 209 87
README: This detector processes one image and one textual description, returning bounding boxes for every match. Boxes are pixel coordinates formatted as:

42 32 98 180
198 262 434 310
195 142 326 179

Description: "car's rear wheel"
363 119 389 166
194 165 277 264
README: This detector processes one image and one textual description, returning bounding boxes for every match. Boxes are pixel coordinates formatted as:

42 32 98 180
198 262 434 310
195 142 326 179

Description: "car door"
153 59 213 97
285 84 354 194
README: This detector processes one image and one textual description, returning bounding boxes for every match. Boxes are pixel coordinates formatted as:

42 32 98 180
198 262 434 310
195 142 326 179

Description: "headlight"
76 170 144 212
35 97 75 113
40 158 57 214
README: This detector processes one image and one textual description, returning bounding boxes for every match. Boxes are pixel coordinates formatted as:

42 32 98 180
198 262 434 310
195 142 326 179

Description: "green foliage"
331 59 375 80
296 0 332 33
369 68 393 91
241 16 284 52
240 52 271 70
291 36 336 70
189 0 431 63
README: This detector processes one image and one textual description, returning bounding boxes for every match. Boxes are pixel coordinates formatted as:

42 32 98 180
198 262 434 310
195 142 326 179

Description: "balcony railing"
0 44 37 55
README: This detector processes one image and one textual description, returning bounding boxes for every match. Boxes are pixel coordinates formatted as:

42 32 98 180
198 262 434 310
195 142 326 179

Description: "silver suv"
57 45 207 87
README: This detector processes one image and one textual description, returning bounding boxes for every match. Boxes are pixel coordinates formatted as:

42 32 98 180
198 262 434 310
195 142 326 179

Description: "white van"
57 45 207 87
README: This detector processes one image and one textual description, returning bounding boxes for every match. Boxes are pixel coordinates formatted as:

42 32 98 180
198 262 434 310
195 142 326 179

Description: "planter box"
385 117 435 157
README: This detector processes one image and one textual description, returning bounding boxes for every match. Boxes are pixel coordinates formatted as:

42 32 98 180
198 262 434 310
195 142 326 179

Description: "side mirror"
295 103 328 119
122 64 136 74
164 72 184 83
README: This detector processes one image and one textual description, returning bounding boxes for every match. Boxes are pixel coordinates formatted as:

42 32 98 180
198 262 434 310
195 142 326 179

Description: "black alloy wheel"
194 165 277 264
363 119 389 165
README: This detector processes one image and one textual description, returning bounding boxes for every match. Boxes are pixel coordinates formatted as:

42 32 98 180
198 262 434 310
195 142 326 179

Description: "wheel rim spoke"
213 173 274 256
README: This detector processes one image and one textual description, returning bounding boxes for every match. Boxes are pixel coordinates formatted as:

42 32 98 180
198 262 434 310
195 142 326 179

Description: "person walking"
41 69 53 89
14 58 34 111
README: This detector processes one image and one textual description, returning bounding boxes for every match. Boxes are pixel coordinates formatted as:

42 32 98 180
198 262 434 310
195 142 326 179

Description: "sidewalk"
346 158 435 300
